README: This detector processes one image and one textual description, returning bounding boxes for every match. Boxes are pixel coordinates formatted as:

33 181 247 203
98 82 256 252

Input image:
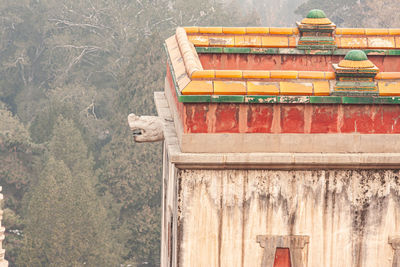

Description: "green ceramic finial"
306 9 327 19
344 50 368 61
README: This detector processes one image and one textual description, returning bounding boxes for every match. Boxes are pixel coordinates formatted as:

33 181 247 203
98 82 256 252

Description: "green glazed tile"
223 47 251 54
300 36 335 41
334 92 378 97
334 88 377 92
335 81 376 88
310 96 342 104
278 48 305 55
298 45 336 50
245 95 277 103
211 95 244 103
307 49 334 55
363 49 386 55
179 95 211 103
196 47 223 53
387 50 400 56
341 96 375 104
250 48 279 54
374 97 400 104
278 96 310 103
333 49 349 55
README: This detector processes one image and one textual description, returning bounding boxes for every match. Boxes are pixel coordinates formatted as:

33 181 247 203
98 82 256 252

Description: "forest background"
0 0 399 266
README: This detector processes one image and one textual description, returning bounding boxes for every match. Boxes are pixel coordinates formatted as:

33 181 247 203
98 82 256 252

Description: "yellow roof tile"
262 36 289 47
339 37 368 48
288 37 297 48
234 36 262 47
269 27 294 35
376 72 400 80
184 27 199 33
246 27 270 34
324 72 336 80
177 75 191 91
395 37 400 48
313 81 330 96
365 28 389 35
223 27 246 34
337 28 365 35
214 81 246 95
270 71 298 79
242 71 270 79
247 82 279 95
367 37 395 48
280 82 313 95
298 71 325 79
199 27 223 34
188 35 209 46
378 81 400 96
209 36 235 47
389 29 400 35
191 70 215 79
182 81 213 95
215 70 243 79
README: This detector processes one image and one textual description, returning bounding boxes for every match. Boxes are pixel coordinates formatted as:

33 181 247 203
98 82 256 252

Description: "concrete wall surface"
177 169 400 267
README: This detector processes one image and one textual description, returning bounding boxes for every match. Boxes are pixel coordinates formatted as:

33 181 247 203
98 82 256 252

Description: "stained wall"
177 169 400 267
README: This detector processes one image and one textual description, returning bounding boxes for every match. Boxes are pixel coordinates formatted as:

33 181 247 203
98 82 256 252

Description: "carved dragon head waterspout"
127 114 164 142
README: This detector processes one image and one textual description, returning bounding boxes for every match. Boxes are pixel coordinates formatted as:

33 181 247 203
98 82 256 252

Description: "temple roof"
165 10 400 103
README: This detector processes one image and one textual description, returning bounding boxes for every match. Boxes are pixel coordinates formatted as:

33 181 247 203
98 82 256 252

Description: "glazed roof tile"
166 11 400 102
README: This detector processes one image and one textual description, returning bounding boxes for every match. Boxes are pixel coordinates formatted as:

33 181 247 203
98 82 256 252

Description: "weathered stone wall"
177 169 400 267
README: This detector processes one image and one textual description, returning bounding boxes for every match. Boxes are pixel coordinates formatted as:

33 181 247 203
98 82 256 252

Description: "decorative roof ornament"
338 50 375 68
297 9 336 50
301 9 333 25
333 50 379 96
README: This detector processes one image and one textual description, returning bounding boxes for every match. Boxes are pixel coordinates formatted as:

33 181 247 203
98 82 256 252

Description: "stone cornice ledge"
155 91 400 169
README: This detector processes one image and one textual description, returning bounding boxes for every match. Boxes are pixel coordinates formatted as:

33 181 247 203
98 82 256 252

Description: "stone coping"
166 28 400 100
155 91 400 169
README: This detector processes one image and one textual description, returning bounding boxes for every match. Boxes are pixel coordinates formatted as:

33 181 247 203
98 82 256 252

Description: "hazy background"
1 0 399 266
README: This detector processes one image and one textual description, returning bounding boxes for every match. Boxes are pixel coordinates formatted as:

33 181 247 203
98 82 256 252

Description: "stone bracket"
257 235 309 267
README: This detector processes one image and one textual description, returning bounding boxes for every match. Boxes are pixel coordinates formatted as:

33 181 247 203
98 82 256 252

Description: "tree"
19 117 121 266
364 0 400 28
295 0 370 27
0 0 262 265
0 102 41 264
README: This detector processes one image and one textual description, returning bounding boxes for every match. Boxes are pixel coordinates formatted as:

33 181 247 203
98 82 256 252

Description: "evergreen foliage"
19 117 120 266
0 0 261 265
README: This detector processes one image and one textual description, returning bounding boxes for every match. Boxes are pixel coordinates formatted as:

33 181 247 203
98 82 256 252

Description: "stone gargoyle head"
127 114 164 142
